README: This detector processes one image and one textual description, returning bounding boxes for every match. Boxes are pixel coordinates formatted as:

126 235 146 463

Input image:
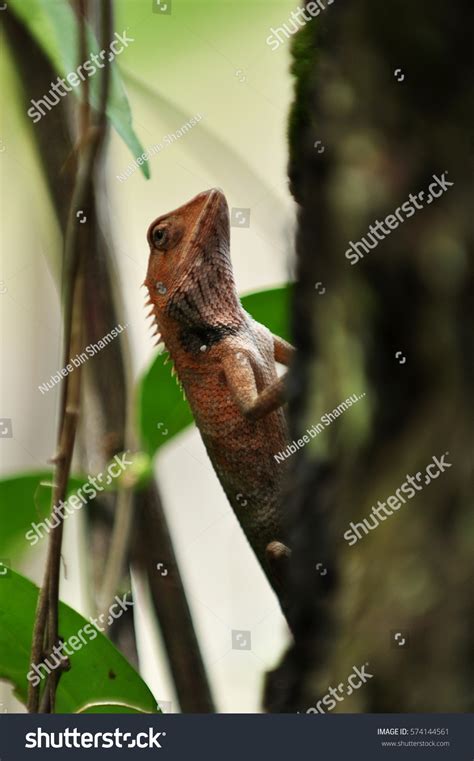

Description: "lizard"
143 188 294 614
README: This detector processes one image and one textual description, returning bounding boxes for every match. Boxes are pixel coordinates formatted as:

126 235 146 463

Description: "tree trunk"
266 0 474 713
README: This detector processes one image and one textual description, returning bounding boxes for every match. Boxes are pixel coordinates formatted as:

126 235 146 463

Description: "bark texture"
266 0 474 713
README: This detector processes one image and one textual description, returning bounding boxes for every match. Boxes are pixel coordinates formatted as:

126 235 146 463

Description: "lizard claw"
265 541 291 592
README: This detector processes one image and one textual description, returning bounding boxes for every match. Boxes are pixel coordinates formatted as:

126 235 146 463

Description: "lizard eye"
152 226 168 249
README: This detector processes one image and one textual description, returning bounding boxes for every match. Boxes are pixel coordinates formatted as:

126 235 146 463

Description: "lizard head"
145 189 243 339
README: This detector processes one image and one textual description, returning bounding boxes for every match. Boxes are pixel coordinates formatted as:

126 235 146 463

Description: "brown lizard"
144 189 294 612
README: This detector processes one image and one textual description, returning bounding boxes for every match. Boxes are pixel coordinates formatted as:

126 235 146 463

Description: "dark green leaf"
0 570 157 713
8 0 148 178
0 456 135 559
0 472 85 558
242 284 292 344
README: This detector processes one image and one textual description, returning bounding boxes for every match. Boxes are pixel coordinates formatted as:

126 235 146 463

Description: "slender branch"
27 0 112 713
131 483 216 712
98 483 133 622
11 0 215 713
97 395 136 619
78 0 91 139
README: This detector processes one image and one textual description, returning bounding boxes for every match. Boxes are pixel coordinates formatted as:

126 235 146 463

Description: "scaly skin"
144 189 293 603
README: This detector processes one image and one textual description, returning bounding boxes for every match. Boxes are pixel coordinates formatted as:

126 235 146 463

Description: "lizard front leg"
223 337 293 421
273 334 295 366
223 355 286 420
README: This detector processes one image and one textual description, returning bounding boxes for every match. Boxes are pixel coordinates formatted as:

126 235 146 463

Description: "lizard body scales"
144 189 293 605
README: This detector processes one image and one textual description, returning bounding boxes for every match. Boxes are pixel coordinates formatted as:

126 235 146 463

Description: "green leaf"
137 348 195 458
8 0 148 178
137 284 293 456
77 703 157 714
0 570 158 713
0 454 134 559
0 472 86 559
242 284 292 344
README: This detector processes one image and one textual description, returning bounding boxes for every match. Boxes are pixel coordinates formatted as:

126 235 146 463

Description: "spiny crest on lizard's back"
143 286 186 398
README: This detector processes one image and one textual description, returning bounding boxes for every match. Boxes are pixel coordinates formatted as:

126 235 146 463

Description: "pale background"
0 0 297 712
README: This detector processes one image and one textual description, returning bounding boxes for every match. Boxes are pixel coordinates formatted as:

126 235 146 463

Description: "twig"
98 391 136 618
27 0 112 713
98 482 134 622
16 0 215 714
131 482 216 712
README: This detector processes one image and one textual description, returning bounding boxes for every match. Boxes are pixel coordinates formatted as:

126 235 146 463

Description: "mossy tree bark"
266 0 474 713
